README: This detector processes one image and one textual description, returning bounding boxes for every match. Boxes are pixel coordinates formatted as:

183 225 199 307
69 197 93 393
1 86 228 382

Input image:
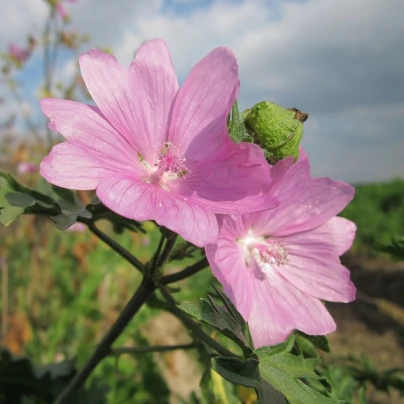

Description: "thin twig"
151 232 165 269
157 232 178 269
1 259 8 338
87 222 144 274
109 342 199 356
160 257 208 284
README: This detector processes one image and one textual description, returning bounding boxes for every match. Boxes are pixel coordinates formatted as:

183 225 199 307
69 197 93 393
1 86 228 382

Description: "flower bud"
244 101 308 164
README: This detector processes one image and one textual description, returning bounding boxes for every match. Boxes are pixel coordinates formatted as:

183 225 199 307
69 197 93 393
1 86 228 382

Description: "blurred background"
0 0 403 403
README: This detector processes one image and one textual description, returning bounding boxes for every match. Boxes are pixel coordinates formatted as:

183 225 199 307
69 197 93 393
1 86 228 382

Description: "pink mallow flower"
40 39 275 247
66 222 86 232
205 150 356 348
8 43 30 65
17 162 38 174
56 0 77 21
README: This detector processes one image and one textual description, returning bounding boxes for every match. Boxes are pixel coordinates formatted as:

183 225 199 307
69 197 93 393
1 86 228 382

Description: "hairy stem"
109 342 199 356
160 257 208 284
54 276 156 404
87 222 144 274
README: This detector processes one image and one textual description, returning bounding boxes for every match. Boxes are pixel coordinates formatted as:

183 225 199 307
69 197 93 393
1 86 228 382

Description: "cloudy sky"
0 0 403 183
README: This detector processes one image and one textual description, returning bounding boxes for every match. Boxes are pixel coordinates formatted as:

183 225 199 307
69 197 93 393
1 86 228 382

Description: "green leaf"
228 100 249 143
178 286 253 356
257 349 344 404
212 356 287 404
0 172 93 230
375 235 404 261
254 334 295 358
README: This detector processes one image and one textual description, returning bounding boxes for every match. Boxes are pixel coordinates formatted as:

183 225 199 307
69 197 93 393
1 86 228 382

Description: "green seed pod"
244 101 308 164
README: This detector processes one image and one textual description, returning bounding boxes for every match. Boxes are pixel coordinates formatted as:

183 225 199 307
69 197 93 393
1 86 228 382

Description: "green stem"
160 257 208 284
109 342 199 356
159 286 237 358
87 222 144 274
54 276 156 404
151 233 165 269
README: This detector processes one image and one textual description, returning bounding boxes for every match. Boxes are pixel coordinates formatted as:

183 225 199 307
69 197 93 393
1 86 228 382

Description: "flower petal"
79 49 138 148
273 218 356 303
40 143 108 190
177 142 276 214
253 151 355 237
206 237 253 320
40 99 141 172
128 39 179 160
169 47 239 158
96 174 217 247
80 43 178 161
248 273 336 348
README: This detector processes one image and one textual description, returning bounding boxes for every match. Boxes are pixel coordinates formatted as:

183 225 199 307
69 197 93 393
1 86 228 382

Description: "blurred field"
1 141 404 403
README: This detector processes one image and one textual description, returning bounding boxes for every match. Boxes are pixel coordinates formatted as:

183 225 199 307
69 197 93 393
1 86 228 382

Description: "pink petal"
323 217 357 255
206 238 253 320
79 50 137 147
40 99 142 174
177 142 276 214
40 143 108 190
80 46 176 160
274 224 356 303
248 273 336 348
96 174 218 247
169 47 239 159
127 39 179 160
253 152 354 236
56 4 68 19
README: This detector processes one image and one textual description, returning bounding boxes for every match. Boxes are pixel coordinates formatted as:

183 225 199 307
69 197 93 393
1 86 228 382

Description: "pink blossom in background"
17 162 37 174
206 150 356 348
56 4 68 20
8 43 30 64
55 0 77 21
40 39 276 247
66 222 86 232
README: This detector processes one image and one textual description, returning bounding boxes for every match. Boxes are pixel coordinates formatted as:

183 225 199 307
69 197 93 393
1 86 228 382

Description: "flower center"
141 142 189 190
155 142 188 178
238 230 289 275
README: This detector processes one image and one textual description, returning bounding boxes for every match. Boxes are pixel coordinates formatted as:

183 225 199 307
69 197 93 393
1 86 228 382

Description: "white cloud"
0 0 48 47
0 0 402 182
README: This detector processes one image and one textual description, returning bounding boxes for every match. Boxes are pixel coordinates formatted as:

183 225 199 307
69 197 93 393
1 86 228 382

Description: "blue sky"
0 0 403 184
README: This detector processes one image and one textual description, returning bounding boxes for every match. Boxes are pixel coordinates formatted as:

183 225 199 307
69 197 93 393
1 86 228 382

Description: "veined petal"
252 152 354 237
248 273 336 348
96 174 217 247
79 50 139 149
169 47 239 157
177 141 276 214
206 238 253 320
128 39 179 161
40 99 142 172
40 143 109 190
273 219 356 303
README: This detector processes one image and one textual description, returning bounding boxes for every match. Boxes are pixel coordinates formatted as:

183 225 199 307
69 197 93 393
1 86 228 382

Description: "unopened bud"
244 101 308 164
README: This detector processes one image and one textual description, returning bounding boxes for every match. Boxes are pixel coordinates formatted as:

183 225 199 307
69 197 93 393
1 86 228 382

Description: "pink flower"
8 43 30 65
66 222 86 232
40 40 275 247
56 0 77 21
17 162 37 174
205 150 356 348
56 4 68 20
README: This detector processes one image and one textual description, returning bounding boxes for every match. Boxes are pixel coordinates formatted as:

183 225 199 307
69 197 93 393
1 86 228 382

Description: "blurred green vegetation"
340 178 404 255
1 141 404 402
0 145 217 402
